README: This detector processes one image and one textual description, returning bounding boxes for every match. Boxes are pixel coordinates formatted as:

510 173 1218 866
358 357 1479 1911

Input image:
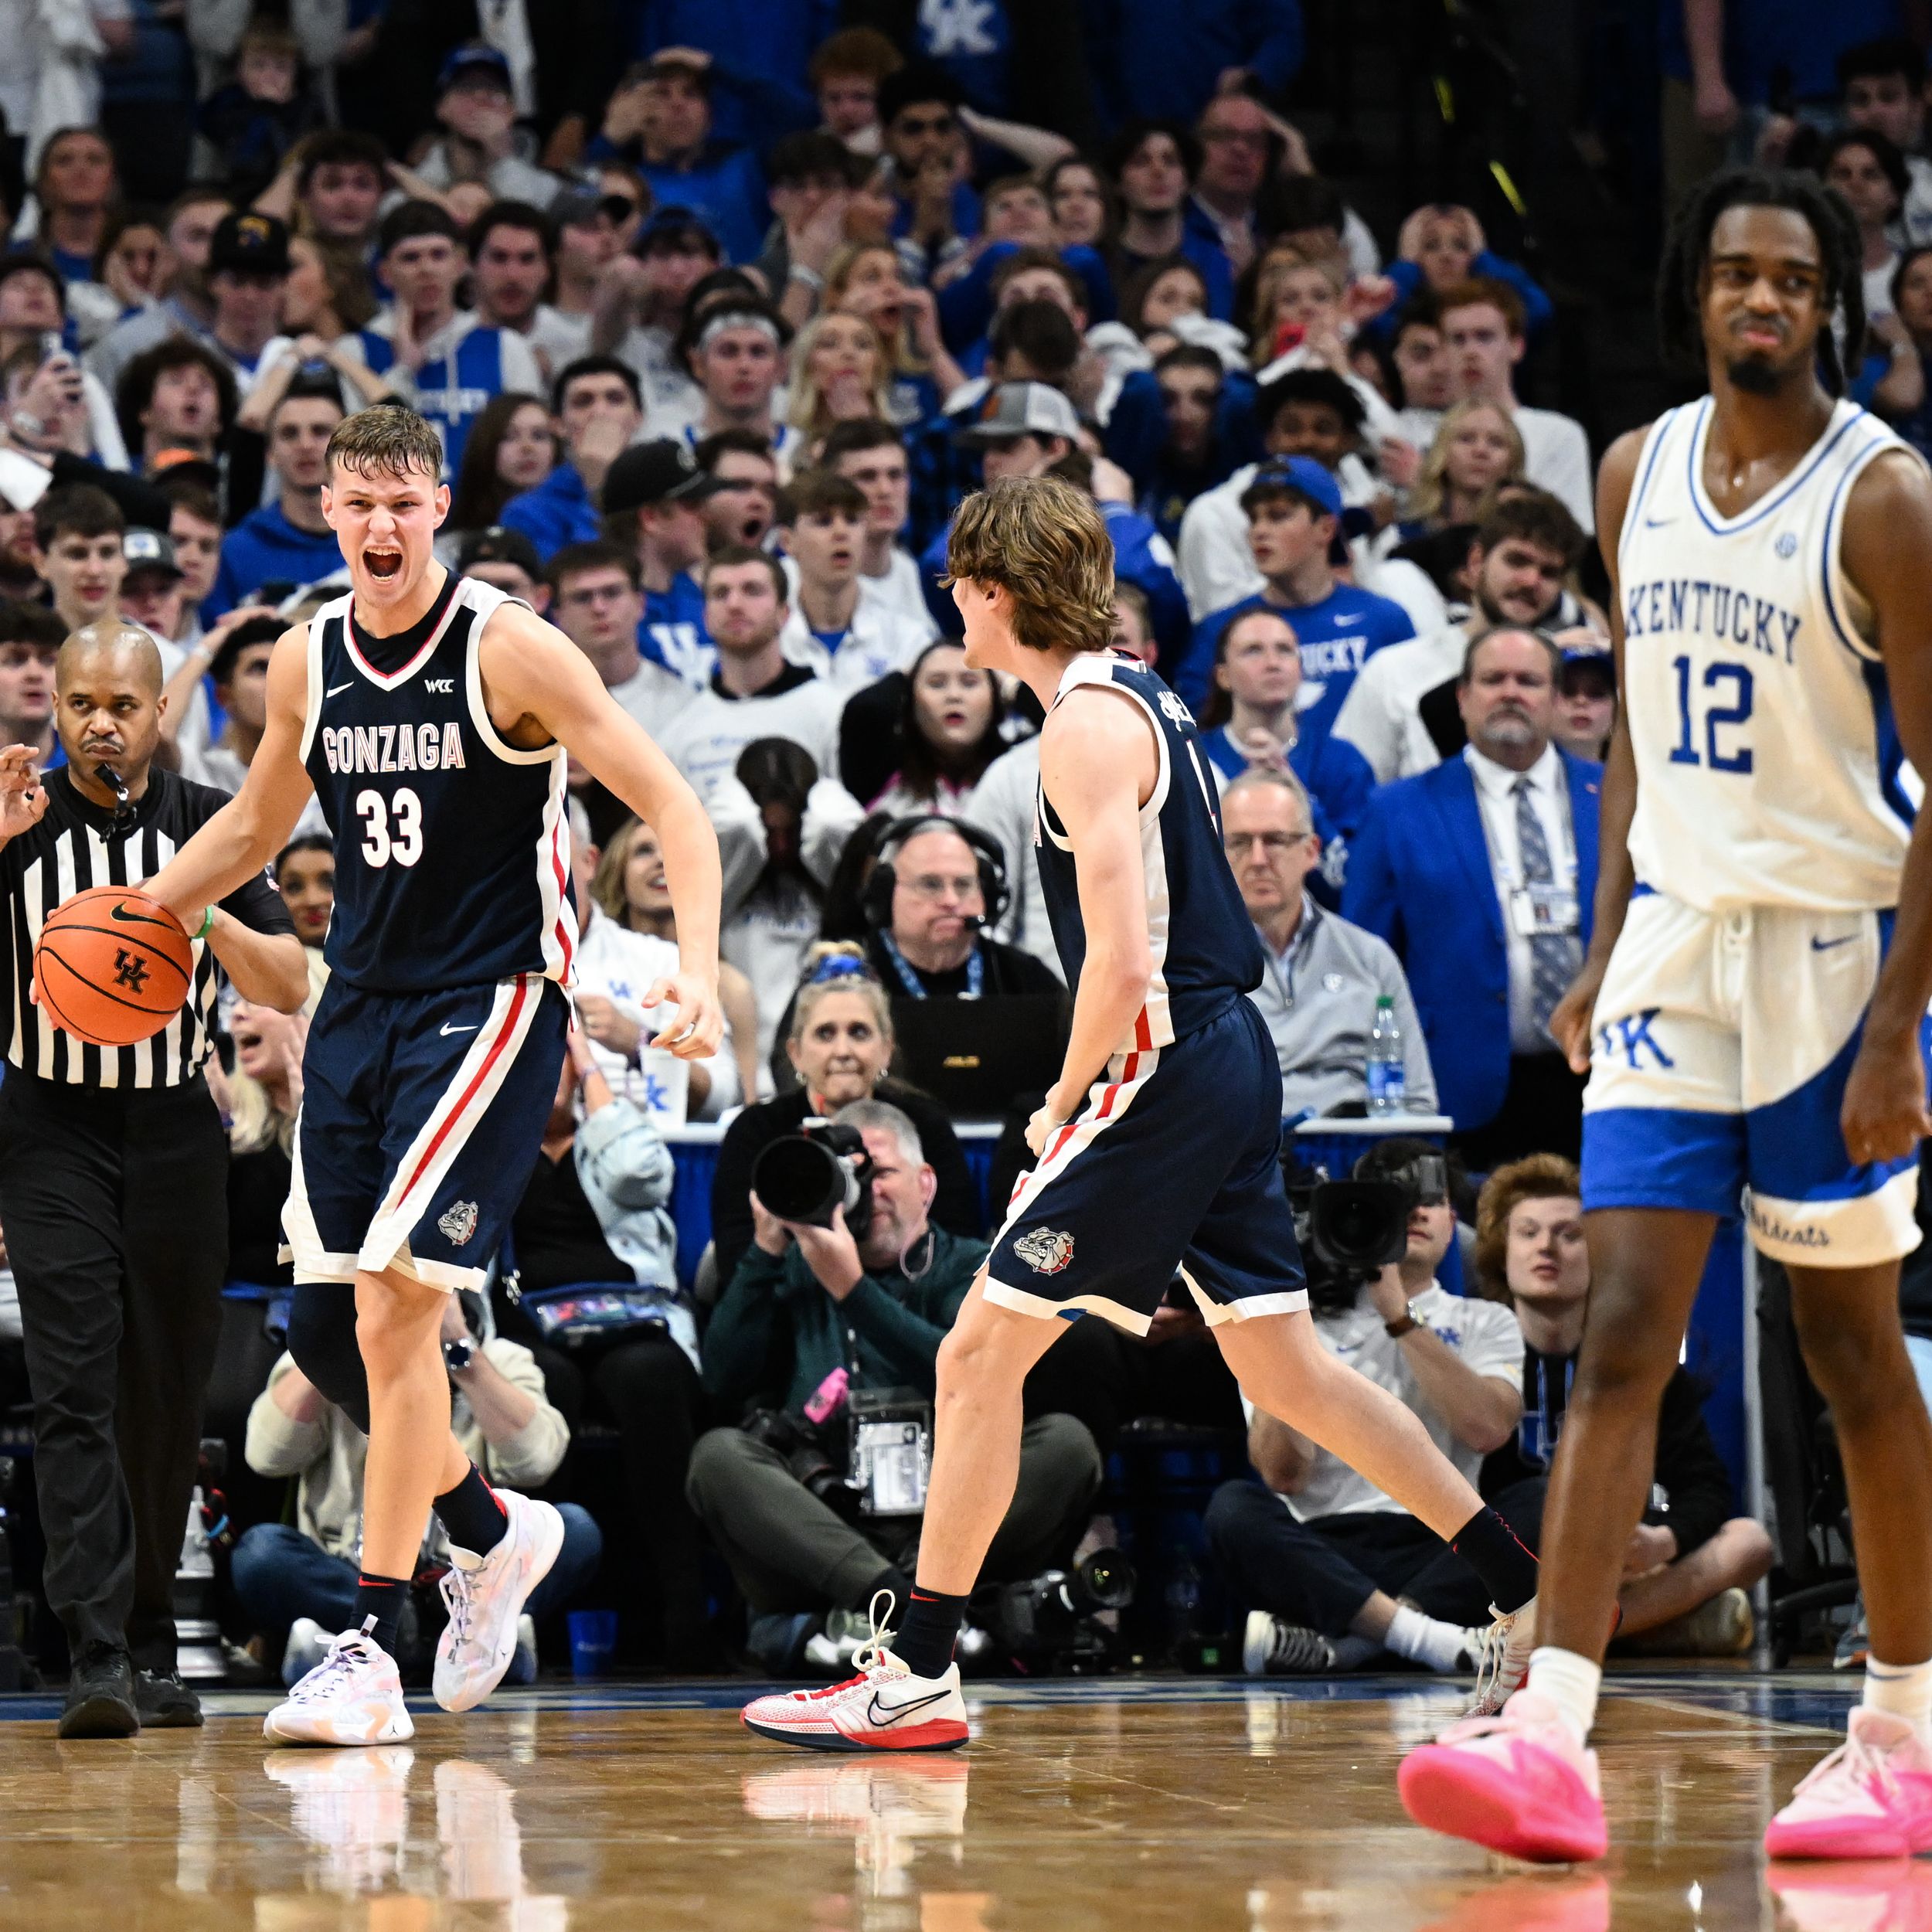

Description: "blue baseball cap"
438 41 512 94
1248 455 1344 522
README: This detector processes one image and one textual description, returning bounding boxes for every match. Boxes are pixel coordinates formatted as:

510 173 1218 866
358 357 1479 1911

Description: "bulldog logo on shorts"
1014 1226 1075 1275
438 1200 480 1247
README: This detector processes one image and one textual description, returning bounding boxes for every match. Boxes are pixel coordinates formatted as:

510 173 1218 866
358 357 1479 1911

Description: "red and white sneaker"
1765 1708 1932 1861
742 1642 968 1753
1398 1689 1607 1863
1767 1859 1932 1932
1465 1597 1536 1718
264 1628 413 1747
434 1488 563 1713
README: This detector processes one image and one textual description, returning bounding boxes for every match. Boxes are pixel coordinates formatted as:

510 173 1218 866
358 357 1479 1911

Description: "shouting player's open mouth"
365 546 404 580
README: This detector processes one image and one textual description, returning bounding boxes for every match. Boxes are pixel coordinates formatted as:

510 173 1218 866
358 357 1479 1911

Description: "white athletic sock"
1384 1604 1471 1673
1864 1657 1932 1743
1525 1646 1602 1749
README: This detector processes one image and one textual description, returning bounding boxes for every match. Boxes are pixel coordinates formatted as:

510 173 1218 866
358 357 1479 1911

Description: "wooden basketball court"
0 1670 1892 1929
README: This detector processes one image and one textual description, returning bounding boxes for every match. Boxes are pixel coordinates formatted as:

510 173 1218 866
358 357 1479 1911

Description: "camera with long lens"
750 1119 876 1241
982 1548 1136 1668
1283 1150 1449 1309
738 1406 862 1519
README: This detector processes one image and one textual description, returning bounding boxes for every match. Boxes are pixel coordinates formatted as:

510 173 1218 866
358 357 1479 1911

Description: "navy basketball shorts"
986 997 1309 1335
284 971 570 1294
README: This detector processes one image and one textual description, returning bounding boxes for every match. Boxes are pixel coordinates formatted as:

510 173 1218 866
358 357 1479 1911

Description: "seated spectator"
587 205 719 430
1195 607 1376 860
117 529 189 658
1475 1155 1774 1653
1118 253 1214 342
1333 489 1585 783
29 128 118 292
866 640 1005 818
1108 119 1236 321
575 808 746 1122
203 377 345 619
862 815 1063 1002
1388 300 1456 448
1821 128 1910 323
445 393 559 546
1104 342 1250 546
1345 628 1601 1167
811 27 902 154
233 1298 600 1684
114 340 236 481
757 132 869 329
669 294 798 466
777 469 933 690
723 740 864 1070
600 439 720 685
0 255 129 468
411 44 562 213
1554 646 1616 763
274 131 389 260
1208 1138 1523 1678
549 540 694 743
219 1000 304 1286
274 831 334 958
592 53 767 267
1179 457 1415 747
822 241 967 437
202 213 295 387
1379 204 1553 345
1046 155 1111 253
689 1097 1100 1673
1223 769 1436 1117
196 21 321 206
468 201 590 385
183 615 278 794
457 524 550 613
501 356 647 559
1398 400 1525 539
657 546 843 804
162 481 224 647
501 1025 712 1666
697 429 781 549
785 310 895 446
83 189 232 396
359 201 545 475
1838 37 1932 243
0 601 62 767
549 184 635 358
36 485 129 631
820 418 930 628
876 65 980 281
710 951 981 1290
1438 279 1593 532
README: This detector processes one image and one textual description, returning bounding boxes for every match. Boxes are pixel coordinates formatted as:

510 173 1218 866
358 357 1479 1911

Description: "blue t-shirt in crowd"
500 464 600 561
625 0 836 141
359 321 527 477
203 504 345 621
641 573 713 687
1087 0 1304 128
1178 584 1414 749
634 145 769 266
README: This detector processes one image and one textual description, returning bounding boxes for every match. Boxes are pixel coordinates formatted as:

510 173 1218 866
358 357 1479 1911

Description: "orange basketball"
33 886 195 1048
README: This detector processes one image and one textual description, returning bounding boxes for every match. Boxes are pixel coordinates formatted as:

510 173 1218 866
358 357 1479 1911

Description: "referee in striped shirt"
0 621 307 1736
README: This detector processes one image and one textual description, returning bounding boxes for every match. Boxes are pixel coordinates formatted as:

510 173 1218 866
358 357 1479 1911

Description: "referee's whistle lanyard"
1521 1354 1576 1471
879 931 982 1000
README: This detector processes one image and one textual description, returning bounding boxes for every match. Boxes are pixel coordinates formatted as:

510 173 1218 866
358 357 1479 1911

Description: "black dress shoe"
60 1643 138 1739
135 1669 203 1728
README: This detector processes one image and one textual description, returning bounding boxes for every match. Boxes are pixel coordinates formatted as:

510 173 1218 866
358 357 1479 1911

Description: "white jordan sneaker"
264 1628 414 1747
433 1488 563 1713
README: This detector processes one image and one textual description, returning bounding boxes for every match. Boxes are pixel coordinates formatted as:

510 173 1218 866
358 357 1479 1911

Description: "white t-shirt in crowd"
777 594 935 692
1277 1283 1523 1520
1331 622 1471 783
964 736 1064 981
606 657 696 743
855 548 932 632
655 665 845 809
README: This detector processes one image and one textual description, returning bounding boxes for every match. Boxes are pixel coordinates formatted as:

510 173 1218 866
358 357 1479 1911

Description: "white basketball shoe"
264 1626 414 1747
434 1488 563 1712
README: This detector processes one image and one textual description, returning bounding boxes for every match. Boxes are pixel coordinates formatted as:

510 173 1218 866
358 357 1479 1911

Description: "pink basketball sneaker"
1398 1690 1607 1864
741 1647 968 1753
1765 1709 1932 1861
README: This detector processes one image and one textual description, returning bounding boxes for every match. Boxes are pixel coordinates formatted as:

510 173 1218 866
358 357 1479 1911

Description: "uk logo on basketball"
112 948 149 994
1014 1226 1075 1275
438 1201 480 1247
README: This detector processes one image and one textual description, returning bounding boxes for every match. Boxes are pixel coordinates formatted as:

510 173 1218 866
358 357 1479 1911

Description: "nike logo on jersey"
439 1022 479 1036
1811 934 1858 952
866 1685 951 1727
326 682 355 698
1642 513 1673 527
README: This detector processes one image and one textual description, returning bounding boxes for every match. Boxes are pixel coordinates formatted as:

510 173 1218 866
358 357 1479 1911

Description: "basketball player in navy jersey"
741 474 1543 1752
1400 172 1932 1865
141 406 723 1746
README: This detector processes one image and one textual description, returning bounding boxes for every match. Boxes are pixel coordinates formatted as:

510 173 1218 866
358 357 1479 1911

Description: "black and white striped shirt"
0 766 293 1088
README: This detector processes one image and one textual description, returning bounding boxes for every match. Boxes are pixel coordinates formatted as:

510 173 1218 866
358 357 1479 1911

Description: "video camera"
750 1118 876 1242
980 1548 1136 1671
1283 1148 1450 1310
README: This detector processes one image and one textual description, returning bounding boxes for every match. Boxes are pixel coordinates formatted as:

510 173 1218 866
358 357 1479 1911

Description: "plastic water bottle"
1367 996 1406 1117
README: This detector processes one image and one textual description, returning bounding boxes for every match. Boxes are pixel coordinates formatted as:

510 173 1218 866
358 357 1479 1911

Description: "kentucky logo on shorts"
1014 1226 1075 1275
438 1201 480 1247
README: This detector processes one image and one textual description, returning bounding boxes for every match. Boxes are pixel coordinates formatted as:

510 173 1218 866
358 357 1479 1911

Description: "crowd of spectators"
0 0 1903 1688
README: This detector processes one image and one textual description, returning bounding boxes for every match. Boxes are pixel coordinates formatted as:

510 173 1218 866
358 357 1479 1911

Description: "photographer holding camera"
689 1098 1100 1675
1206 1138 1527 1677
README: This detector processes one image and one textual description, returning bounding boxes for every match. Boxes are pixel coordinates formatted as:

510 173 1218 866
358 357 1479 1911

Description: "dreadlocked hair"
1657 166 1866 397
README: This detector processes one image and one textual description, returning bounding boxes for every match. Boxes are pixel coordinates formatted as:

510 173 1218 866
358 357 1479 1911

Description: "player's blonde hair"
944 475 1115 655
325 404 444 483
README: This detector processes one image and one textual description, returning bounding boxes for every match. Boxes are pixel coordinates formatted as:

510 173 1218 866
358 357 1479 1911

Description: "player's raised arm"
1548 427 1648 1074
1028 691 1156 1154
478 603 724 1059
146 625 318 929
1838 451 1932 1162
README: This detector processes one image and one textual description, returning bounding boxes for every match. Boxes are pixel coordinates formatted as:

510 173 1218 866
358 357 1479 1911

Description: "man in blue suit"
1344 627 1601 1169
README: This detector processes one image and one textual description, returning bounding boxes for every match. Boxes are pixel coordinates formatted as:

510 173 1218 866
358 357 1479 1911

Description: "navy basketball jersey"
1036 653 1263 1049
300 571 575 994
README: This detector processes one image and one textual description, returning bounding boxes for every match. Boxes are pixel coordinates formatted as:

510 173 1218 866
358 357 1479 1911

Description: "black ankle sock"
352 1572 411 1655
434 1464 509 1557
1451 1505 1539 1614
893 1586 969 1679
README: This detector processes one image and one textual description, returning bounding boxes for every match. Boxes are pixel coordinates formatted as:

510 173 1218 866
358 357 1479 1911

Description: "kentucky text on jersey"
1621 578 1804 663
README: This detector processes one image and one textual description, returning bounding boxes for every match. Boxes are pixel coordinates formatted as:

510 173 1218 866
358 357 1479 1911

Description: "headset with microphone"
859 815 1012 934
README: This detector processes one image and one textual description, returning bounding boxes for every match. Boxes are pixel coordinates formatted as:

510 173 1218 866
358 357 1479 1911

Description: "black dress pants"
0 1074 227 1671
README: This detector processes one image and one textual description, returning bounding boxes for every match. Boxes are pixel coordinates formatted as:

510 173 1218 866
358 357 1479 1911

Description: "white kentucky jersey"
1618 396 1926 914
